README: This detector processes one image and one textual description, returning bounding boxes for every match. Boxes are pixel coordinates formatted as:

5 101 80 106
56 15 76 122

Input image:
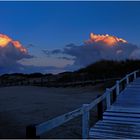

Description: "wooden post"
134 71 137 80
26 124 40 139
116 80 120 96
97 95 103 120
126 75 129 85
106 88 111 109
82 104 89 139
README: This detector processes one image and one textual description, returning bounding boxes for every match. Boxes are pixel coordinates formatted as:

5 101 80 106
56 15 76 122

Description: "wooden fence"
26 70 139 139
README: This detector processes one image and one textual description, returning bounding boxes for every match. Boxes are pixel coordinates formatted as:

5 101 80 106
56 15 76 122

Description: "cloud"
0 42 32 66
42 49 63 57
0 34 33 72
129 48 140 59
0 64 64 74
57 56 74 61
43 33 140 69
0 34 70 74
1 32 140 74
19 65 64 74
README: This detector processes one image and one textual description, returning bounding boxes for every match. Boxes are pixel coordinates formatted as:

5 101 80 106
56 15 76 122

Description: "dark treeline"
1 73 52 78
0 59 140 87
76 59 140 79
57 59 140 82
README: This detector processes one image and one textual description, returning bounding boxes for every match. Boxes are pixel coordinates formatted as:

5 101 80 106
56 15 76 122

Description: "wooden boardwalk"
89 78 140 139
26 70 140 139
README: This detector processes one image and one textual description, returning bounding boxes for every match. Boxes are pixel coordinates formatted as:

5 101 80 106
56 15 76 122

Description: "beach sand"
0 84 105 138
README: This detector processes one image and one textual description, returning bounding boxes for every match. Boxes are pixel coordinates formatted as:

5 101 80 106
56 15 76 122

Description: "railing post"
116 80 120 96
134 71 137 80
26 124 40 139
82 104 89 139
126 75 129 85
106 88 111 109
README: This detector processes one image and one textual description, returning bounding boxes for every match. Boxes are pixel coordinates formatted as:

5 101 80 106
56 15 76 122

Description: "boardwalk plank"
93 125 140 133
103 111 140 117
90 128 140 137
89 77 140 138
89 131 140 139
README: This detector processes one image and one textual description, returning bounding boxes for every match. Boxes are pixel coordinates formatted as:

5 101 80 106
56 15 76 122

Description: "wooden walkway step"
89 77 140 139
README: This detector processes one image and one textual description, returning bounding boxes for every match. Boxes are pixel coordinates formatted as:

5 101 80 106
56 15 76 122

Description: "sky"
0 1 140 74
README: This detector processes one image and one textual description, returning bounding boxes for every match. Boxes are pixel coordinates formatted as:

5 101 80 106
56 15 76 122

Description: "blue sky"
0 1 140 73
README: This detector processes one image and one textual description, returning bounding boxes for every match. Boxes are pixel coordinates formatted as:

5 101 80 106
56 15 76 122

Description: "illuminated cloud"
44 32 140 69
85 33 127 46
1 32 140 74
0 34 67 74
0 33 32 71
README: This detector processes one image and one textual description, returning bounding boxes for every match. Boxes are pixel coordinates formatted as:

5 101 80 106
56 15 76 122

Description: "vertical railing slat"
116 80 120 96
82 104 89 139
134 71 137 80
126 75 129 85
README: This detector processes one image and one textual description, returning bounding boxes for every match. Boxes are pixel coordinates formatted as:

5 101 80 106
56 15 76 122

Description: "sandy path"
0 85 104 138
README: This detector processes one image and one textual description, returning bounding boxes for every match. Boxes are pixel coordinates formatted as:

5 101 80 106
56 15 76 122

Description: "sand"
0 85 105 138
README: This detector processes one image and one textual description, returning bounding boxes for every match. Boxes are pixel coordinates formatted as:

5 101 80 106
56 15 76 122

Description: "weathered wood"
36 107 82 135
104 111 140 117
134 71 137 80
89 133 123 139
126 75 129 85
101 119 140 125
119 76 126 83
95 120 140 129
110 85 116 91
89 73 140 139
90 130 124 138
25 70 139 139
109 107 140 113
90 128 140 136
116 80 120 96
93 125 140 133
82 104 89 139
88 92 107 110
96 124 140 131
103 116 140 122
90 128 140 138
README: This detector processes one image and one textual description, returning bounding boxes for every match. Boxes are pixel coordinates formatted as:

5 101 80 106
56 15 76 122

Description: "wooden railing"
26 70 139 139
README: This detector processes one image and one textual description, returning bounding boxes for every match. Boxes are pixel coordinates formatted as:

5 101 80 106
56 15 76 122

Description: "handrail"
119 76 126 83
26 70 139 139
88 91 107 110
109 85 117 91
36 107 83 136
